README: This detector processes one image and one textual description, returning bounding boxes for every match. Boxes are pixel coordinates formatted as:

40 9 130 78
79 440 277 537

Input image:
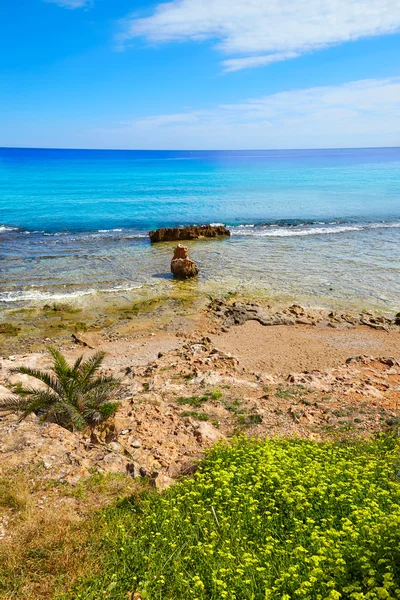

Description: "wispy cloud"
44 0 91 9
116 77 400 148
121 0 400 71
222 52 300 73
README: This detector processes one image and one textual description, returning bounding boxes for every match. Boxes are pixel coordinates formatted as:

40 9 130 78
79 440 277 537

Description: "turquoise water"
1 147 400 310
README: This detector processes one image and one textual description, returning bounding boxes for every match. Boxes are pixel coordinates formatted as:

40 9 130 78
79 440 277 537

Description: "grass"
63 435 400 600
275 384 312 401
0 470 140 600
176 390 223 408
180 410 210 421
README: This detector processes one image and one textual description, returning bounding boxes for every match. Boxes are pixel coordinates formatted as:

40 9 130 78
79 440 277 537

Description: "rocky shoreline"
1 291 400 597
1 297 400 492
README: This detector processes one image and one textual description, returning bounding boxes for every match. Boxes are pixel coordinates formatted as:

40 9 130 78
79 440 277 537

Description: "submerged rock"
149 224 230 243
171 244 199 280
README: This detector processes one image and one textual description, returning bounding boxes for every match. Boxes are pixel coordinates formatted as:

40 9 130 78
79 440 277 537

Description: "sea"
1 147 400 312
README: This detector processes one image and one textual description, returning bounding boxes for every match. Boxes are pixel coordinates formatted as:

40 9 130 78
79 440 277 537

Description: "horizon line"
1 145 400 152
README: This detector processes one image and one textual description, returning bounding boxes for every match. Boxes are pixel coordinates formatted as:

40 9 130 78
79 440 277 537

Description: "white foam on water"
230 222 400 238
0 284 143 303
0 225 19 232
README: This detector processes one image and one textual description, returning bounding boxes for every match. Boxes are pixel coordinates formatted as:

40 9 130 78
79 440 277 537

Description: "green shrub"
0 347 120 436
66 436 400 599
180 411 210 421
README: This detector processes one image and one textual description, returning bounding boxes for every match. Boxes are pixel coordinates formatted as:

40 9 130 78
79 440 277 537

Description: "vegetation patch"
0 470 140 600
0 348 120 439
43 303 81 314
275 384 312 401
65 435 400 600
0 322 21 336
180 410 210 421
177 390 222 408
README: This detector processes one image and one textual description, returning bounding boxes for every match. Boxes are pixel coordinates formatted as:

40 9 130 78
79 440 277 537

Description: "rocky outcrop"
149 224 230 243
210 298 400 332
211 299 296 329
171 245 199 280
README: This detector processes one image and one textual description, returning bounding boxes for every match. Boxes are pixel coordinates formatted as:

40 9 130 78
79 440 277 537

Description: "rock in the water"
149 224 230 243
171 245 199 280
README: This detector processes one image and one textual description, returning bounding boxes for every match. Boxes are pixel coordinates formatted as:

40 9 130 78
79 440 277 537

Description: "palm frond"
0 390 59 421
10 366 64 397
0 396 31 413
1 348 118 433
72 355 84 374
47 346 72 379
82 375 120 394
43 401 86 430
83 382 120 406
79 351 106 384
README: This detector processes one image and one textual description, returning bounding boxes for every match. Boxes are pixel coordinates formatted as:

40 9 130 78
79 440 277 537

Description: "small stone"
131 440 142 448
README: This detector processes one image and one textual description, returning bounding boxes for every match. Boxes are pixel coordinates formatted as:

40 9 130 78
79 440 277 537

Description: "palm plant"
0 347 120 438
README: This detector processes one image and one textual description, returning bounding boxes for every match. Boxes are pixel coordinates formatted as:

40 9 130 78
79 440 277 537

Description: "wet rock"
171 245 199 280
149 224 230 243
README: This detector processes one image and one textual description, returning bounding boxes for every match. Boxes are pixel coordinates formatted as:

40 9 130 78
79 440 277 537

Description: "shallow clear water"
1 147 400 311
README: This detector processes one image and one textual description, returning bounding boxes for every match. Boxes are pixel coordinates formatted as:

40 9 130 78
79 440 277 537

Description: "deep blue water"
1 147 400 310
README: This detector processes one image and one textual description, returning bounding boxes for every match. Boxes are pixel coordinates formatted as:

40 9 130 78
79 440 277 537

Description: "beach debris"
149 224 230 243
171 244 199 280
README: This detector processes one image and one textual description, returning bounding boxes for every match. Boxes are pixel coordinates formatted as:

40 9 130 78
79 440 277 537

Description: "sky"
1 0 400 149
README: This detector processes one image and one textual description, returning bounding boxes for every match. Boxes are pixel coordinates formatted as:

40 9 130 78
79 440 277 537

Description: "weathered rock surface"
210 298 400 332
71 332 102 349
149 224 230 243
211 299 296 328
171 244 199 280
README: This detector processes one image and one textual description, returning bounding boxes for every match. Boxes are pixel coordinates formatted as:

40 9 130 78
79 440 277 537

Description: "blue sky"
1 0 400 149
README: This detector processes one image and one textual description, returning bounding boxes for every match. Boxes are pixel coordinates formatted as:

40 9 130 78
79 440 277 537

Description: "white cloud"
122 0 400 71
45 0 91 9
221 52 300 72
115 77 400 149
128 111 207 127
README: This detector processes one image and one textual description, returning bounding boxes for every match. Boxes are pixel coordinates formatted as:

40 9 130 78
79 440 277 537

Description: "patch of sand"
212 322 400 375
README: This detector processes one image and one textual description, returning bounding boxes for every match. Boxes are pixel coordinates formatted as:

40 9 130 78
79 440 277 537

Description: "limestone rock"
213 300 296 328
171 245 199 280
193 421 223 444
149 224 230 243
71 332 101 349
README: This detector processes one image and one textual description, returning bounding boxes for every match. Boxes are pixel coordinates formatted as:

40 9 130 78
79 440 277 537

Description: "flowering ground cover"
68 436 400 600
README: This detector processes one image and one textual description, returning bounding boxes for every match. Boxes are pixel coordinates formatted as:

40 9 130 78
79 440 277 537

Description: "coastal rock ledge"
149 224 230 243
171 244 199 279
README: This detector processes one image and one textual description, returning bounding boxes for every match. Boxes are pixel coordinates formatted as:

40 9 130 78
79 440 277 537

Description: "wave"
230 221 400 238
1 227 148 240
0 225 19 232
0 283 143 303
2 220 400 241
